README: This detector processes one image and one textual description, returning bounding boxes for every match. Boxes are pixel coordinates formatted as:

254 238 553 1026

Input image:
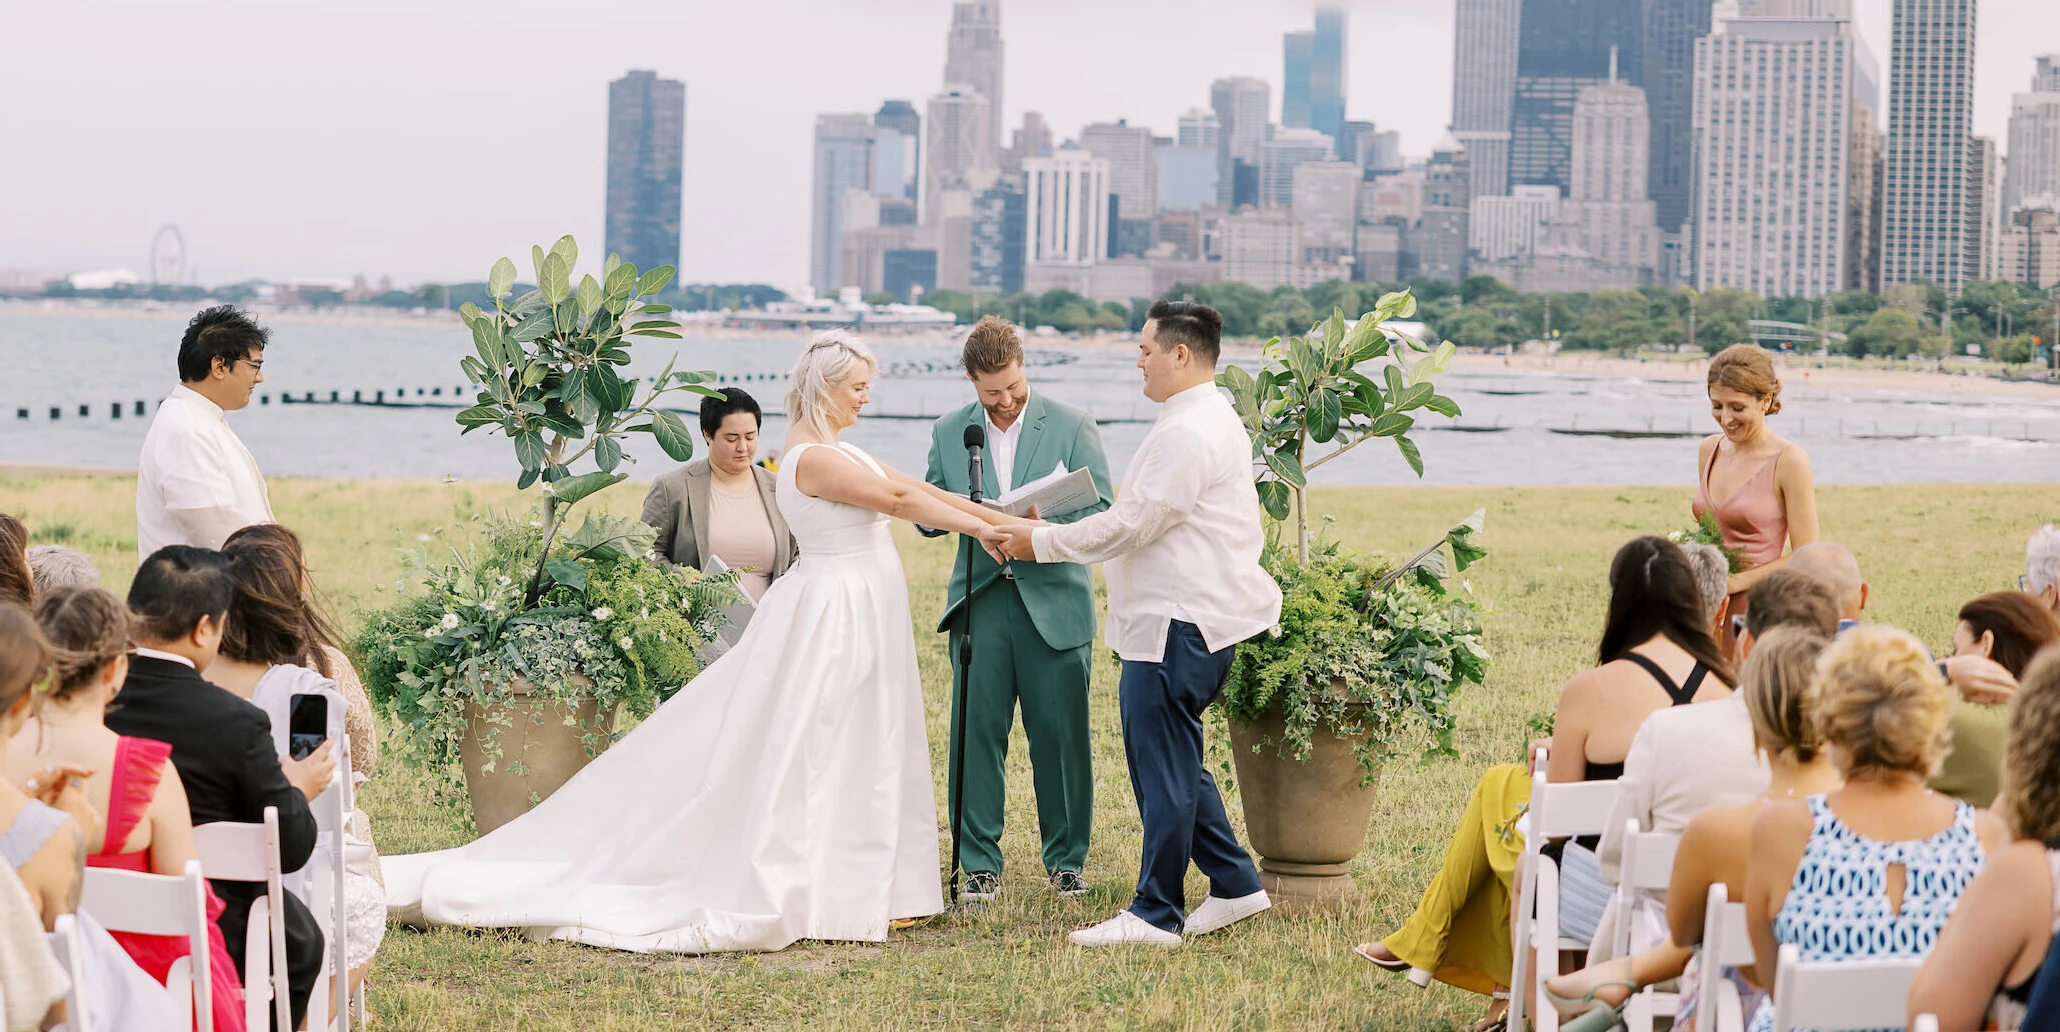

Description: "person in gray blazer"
640 387 797 602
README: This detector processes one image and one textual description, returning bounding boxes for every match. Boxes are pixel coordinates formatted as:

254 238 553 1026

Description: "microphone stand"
948 428 984 909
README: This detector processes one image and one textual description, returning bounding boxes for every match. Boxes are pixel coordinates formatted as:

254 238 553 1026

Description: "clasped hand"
976 513 1045 564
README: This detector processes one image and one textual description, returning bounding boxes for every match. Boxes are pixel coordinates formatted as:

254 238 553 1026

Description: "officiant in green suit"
922 316 1114 901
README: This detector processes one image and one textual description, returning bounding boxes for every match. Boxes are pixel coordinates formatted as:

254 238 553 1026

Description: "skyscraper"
604 70 685 273
1564 78 1661 273
1452 0 1520 199
1211 77 1271 208
810 114 875 293
1511 0 1644 197
924 86 994 225
1880 0 1976 292
1311 7 1348 159
1007 111 1053 172
1024 147 1110 266
1292 161 1362 252
1282 31 1313 129
1691 7 1872 298
971 178 1027 293
1968 135 1999 282
1177 109 1221 151
944 2 1005 154
2004 58 2060 217
1418 137 1474 282
1261 128 1337 210
1639 0 1715 232
1081 120 1159 231
873 101 921 205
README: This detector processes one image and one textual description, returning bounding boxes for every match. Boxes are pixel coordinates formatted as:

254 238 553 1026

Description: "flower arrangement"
1667 511 1745 573
355 511 738 806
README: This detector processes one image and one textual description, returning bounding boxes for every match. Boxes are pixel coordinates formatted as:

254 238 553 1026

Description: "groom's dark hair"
1146 299 1223 367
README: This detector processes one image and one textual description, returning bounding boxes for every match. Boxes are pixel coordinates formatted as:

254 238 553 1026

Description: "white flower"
498 575 512 587
481 600 498 612
415 533 433 543
591 607 614 621
638 607 649 622
440 612 461 630
529 519 542 528
618 637 634 652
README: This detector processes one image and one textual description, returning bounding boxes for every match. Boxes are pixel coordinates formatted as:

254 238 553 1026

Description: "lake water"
4 307 2058 488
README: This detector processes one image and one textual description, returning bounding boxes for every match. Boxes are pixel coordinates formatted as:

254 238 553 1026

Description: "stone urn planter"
1227 698 1383 909
459 673 611 834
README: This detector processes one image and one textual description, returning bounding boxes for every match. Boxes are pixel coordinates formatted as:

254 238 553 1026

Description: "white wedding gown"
384 441 945 952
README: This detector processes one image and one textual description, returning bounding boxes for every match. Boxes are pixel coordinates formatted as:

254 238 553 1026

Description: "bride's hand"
976 526 1010 564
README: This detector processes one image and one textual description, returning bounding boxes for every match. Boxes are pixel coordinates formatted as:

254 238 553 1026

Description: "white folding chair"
1696 883 1757 1032
302 760 352 1032
194 805 292 1032
1510 748 1624 1032
81 859 213 1032
1769 942 1924 1032
1612 821 1683 1032
1529 853 1564 1032
49 913 90 1032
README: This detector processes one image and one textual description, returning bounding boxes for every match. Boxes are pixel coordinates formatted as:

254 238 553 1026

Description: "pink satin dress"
1692 439 1789 641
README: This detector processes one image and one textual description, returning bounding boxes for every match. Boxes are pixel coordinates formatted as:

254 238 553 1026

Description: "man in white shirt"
995 300 1283 947
136 305 275 561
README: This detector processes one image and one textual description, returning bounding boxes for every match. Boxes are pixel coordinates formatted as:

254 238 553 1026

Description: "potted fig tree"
356 236 739 833
1214 291 1491 906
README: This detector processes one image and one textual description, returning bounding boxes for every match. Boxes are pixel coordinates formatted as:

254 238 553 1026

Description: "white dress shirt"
136 384 274 560
1032 381 1282 663
985 408 1025 495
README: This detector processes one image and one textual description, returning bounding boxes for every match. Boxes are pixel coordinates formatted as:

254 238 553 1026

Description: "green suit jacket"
923 392 1113 652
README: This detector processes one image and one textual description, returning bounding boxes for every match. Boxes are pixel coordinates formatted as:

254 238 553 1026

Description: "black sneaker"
962 871 1000 902
1050 870 1090 897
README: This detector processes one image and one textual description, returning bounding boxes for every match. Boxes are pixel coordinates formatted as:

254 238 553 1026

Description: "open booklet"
700 555 755 650
982 463 1100 520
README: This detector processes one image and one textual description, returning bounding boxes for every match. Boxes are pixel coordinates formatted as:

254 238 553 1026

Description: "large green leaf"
636 266 676 296
1396 435 1425 477
510 305 555 342
488 257 517 300
454 405 500 432
539 252 571 306
650 410 695 461
548 234 578 272
1394 382 1436 412
604 260 637 299
1264 447 1307 489
1286 337 1319 384
576 274 603 321
1448 508 1488 572
1382 362 1406 399
1423 394 1463 418
1320 308 1347 352
1370 411 1416 437
594 434 623 473
512 430 546 471
543 557 587 592
563 513 657 561
1307 386 1342 444
1256 480 1292 521
548 469 625 506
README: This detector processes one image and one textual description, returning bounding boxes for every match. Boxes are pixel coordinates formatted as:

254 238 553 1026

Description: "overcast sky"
1 0 2053 290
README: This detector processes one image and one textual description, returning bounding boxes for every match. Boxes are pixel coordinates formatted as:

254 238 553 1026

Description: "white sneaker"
1067 911 1182 947
1183 890 1273 936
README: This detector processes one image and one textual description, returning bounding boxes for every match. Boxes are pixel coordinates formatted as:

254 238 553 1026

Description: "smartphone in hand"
288 693 329 761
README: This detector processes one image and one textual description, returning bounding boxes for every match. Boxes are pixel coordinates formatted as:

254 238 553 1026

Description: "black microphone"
963 423 986 505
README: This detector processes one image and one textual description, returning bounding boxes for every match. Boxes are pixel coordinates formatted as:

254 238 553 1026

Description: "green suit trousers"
946 575 1094 878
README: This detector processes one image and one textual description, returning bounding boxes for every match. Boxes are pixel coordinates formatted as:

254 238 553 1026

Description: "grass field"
3 473 2053 1031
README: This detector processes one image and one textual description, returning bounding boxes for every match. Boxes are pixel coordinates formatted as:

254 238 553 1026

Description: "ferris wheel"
151 224 187 285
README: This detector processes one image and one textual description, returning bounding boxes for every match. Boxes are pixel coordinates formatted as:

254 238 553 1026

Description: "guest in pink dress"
1693 344 1818 653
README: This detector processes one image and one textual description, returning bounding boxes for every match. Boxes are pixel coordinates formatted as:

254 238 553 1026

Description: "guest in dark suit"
107 546 335 1030
639 387 797 602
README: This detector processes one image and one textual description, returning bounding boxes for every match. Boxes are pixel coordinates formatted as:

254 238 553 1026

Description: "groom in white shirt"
995 299 1283 946
136 305 276 561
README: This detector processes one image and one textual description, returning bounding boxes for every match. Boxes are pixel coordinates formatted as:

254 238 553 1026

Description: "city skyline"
2 0 2055 290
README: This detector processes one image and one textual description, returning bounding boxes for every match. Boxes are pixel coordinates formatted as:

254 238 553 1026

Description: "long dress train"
384 441 944 952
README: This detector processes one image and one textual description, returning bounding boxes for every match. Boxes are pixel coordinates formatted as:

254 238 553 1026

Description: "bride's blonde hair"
786 330 877 441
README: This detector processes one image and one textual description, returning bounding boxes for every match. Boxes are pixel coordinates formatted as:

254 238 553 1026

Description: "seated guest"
1743 625 2007 1032
211 523 384 998
11 586 246 1031
2028 524 2060 618
639 387 796 602
1681 543 1733 639
0 513 30 607
1909 643 2060 1030
27 545 100 592
1930 591 2060 807
1547 571 1839 1017
0 602 181 1031
0 857 69 1032
107 546 332 1030
1789 540 2019 703
1354 536 1734 1031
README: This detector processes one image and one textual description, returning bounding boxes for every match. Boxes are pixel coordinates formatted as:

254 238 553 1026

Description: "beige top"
0 860 66 1030
708 474 778 602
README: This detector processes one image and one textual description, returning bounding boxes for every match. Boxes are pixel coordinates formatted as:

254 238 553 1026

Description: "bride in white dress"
385 331 1019 953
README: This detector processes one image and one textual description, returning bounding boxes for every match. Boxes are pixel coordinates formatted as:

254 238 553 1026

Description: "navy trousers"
1119 620 1263 933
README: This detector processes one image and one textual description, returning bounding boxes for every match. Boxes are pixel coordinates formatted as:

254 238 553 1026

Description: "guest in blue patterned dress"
1743 625 2007 1032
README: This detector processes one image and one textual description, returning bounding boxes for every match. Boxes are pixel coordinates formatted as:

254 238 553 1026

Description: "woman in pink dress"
15 585 246 1032
1693 344 1818 652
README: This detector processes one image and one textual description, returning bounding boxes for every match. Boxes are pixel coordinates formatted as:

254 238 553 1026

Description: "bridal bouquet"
1667 511 1745 573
